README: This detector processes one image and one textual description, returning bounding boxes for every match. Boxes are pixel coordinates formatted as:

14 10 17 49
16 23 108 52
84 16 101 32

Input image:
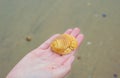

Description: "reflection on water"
0 0 120 78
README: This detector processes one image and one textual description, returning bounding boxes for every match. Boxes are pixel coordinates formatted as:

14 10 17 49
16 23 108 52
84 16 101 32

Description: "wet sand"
0 0 120 78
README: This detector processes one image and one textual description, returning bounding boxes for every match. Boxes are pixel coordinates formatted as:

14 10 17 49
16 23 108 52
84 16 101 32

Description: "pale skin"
6 28 84 78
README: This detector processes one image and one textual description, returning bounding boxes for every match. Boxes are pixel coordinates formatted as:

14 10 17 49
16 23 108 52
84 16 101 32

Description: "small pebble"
113 73 118 78
102 13 107 18
26 36 32 42
77 56 81 60
87 41 92 45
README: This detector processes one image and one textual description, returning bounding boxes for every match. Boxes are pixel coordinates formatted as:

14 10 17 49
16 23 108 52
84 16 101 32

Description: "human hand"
6 28 84 78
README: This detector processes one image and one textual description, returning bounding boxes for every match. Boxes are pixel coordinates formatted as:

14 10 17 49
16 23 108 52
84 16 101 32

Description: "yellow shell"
50 34 78 55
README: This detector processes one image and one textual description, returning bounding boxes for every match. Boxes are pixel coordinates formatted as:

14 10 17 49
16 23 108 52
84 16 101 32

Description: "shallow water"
0 0 120 78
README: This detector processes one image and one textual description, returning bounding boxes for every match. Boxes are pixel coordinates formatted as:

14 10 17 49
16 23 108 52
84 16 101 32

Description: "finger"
76 34 84 46
39 34 60 50
64 28 73 34
70 27 80 38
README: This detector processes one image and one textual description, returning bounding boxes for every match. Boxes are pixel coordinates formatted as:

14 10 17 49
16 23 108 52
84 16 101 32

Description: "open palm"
7 28 84 78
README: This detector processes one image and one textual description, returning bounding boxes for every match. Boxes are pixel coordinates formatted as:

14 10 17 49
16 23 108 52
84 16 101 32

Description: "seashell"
50 34 78 55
